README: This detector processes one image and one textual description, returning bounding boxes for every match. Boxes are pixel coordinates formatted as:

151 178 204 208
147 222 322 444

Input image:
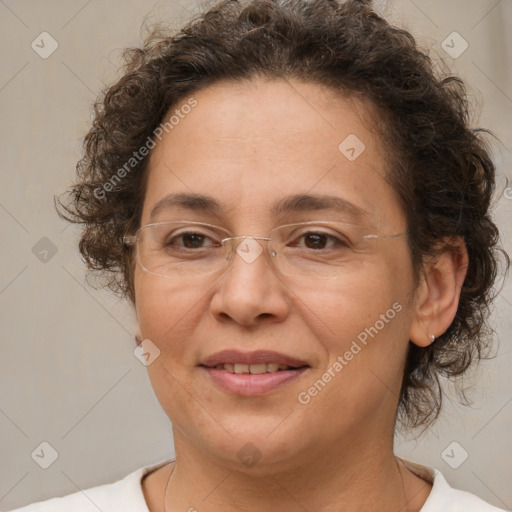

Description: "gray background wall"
1 0 511 510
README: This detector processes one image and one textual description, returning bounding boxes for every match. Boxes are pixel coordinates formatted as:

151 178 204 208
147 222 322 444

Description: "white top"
8 458 507 512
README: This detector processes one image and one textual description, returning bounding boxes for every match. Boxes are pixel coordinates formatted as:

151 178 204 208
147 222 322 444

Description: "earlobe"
409 237 469 348
135 324 143 346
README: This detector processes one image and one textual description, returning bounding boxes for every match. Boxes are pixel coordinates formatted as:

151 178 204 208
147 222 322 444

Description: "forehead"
143 78 404 230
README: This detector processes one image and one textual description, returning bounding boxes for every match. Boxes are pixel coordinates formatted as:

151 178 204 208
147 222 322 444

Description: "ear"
409 236 469 347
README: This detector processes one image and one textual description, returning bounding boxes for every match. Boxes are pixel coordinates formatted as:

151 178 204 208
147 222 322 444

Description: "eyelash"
166 231 220 248
166 230 350 250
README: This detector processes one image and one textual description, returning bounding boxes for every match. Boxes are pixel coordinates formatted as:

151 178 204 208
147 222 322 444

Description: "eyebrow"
149 193 223 221
270 193 369 219
148 192 369 221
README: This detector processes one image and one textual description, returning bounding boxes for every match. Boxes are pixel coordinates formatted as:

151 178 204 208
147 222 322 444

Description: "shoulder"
6 460 171 512
399 458 507 512
423 470 507 512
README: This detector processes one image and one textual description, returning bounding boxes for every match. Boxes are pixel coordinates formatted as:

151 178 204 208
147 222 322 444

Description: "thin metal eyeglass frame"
123 220 407 279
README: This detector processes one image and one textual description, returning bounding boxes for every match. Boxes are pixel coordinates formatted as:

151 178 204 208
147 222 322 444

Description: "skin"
134 77 468 511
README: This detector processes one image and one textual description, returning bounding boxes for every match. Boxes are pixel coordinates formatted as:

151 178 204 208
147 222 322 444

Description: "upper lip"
200 350 309 368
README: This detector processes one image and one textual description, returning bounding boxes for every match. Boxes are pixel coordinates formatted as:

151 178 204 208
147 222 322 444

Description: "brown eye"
303 233 328 249
165 232 216 249
181 233 207 248
297 231 348 250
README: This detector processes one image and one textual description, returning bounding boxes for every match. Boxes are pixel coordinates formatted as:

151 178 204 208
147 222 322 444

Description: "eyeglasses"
123 220 406 279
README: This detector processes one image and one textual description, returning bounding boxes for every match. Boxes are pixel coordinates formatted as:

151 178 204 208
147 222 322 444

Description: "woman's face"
134 78 419 470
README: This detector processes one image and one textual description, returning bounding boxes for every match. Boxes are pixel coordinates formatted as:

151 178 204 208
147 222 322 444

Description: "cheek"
294 252 412 338
293 252 414 401
134 270 210 405
135 272 206 357
134 272 211 429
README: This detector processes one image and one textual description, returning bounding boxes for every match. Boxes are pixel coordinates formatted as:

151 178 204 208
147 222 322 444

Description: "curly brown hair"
58 0 508 431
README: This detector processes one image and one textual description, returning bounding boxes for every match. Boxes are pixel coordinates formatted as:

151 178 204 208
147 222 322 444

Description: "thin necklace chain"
163 461 176 512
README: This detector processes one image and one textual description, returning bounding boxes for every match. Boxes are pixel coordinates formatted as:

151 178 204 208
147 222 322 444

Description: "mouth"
203 362 305 374
199 350 310 396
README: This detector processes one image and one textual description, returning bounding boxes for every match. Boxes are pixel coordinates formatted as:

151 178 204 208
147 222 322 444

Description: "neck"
153 433 426 512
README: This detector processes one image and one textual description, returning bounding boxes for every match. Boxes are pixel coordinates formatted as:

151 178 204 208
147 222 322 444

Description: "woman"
12 0 508 510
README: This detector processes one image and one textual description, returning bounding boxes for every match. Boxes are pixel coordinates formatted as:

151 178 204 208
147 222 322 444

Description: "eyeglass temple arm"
363 232 407 240
123 235 137 246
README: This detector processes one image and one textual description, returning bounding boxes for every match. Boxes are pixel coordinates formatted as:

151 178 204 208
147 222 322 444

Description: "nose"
209 238 291 327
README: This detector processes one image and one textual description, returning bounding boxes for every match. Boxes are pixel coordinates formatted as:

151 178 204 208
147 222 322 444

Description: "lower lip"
201 367 308 396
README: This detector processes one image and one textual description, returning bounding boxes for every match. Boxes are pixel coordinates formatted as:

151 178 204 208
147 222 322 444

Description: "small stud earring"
429 334 435 345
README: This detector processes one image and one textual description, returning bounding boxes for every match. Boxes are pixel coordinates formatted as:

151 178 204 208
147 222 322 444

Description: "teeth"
234 363 249 374
216 363 293 374
249 363 267 374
